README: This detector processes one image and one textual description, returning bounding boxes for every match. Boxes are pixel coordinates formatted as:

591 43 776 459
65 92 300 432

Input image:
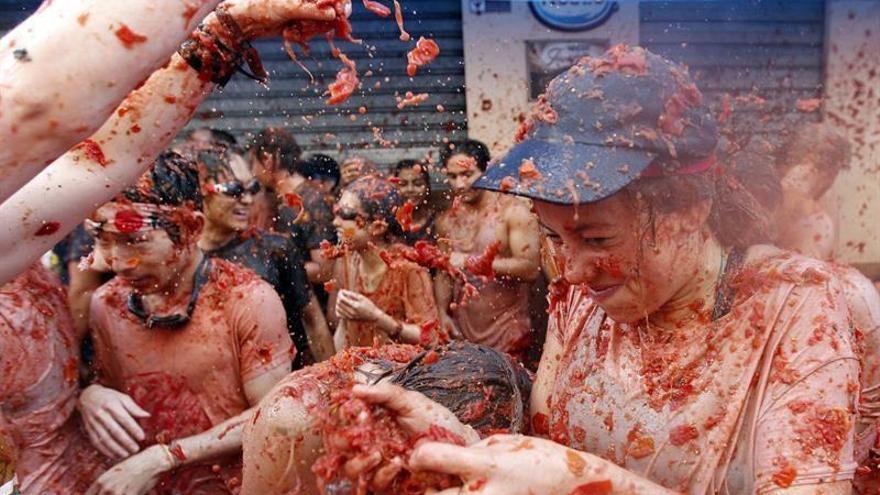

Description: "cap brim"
475 139 655 205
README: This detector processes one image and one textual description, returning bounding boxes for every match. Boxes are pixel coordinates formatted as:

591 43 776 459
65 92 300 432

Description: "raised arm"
0 0 222 202
0 0 342 285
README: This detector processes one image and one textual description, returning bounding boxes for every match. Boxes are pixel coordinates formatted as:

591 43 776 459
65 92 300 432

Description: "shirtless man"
0 0 347 284
78 153 293 495
434 140 541 359
1 265 109 494
774 121 851 260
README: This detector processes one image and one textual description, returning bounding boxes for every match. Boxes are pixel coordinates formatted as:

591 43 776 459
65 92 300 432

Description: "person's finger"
409 442 491 478
343 450 382 479
352 383 415 415
90 416 132 459
83 416 119 460
95 410 140 456
120 394 151 419
108 403 147 442
371 456 404 491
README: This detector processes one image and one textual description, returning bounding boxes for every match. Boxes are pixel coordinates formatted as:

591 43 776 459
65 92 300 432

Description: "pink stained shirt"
546 249 860 494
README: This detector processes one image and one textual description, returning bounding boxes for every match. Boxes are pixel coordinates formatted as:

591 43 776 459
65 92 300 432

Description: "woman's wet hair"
387 342 532 435
344 175 403 237
625 161 774 249
439 139 491 172
393 159 432 193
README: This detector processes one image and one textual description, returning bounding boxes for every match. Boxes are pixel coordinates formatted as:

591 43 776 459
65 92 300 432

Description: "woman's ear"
677 199 712 233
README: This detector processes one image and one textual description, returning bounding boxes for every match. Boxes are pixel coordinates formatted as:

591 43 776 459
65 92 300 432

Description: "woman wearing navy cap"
354 45 866 494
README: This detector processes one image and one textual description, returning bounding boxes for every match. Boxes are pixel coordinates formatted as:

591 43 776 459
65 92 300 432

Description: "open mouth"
587 284 621 301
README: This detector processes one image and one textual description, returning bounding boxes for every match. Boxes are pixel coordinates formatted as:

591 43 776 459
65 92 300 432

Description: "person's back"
0 264 107 494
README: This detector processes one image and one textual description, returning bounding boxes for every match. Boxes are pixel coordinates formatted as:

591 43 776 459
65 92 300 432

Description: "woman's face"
395 166 429 206
534 193 707 323
203 153 258 233
333 191 373 250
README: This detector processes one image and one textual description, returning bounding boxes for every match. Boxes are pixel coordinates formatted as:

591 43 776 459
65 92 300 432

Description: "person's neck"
643 234 725 336
358 241 390 275
141 250 204 313
198 221 238 252
412 201 431 222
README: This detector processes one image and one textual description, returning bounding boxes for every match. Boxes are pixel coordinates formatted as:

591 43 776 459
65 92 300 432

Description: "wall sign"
529 0 619 32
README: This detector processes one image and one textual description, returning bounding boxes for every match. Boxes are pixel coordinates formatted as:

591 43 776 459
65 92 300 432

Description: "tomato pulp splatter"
406 37 440 77
114 24 148 49
464 241 500 278
73 139 109 166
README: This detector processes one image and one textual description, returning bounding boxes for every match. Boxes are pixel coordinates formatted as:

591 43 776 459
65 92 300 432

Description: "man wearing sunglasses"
193 145 334 367
77 152 293 494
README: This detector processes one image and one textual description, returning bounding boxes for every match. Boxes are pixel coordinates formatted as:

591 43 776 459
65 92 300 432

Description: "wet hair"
386 342 532 435
778 121 851 198
625 155 775 250
120 151 203 243
300 153 341 187
439 139 491 171
344 175 403 237
184 127 237 147
123 151 203 210
393 159 432 193
248 127 302 172
187 144 247 183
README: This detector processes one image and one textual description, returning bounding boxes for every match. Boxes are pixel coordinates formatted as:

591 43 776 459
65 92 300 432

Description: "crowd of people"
1 1 879 495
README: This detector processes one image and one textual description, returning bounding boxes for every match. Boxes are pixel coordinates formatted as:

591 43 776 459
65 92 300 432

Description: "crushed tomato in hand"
313 389 464 495
395 201 416 232
464 241 500 278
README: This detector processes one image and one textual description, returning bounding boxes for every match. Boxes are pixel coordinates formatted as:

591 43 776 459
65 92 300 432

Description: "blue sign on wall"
529 0 619 32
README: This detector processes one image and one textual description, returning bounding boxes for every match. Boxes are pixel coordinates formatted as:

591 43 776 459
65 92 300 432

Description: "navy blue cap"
476 45 718 204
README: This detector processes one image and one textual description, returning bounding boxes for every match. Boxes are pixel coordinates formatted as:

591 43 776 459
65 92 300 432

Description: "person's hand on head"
77 384 150 460
352 383 479 445
336 289 382 322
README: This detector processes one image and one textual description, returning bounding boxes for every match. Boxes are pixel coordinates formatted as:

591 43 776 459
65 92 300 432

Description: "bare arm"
529 321 564 435
168 363 288 464
0 51 213 284
0 0 222 202
67 261 106 339
302 294 334 361
0 0 340 285
87 365 290 495
492 199 541 281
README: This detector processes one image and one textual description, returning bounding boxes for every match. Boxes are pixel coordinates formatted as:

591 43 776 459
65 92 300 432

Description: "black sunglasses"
334 208 361 221
212 179 261 198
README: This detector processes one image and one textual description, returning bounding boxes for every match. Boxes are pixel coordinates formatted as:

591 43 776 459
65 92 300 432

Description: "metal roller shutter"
639 0 825 141
0 0 467 166
187 0 468 165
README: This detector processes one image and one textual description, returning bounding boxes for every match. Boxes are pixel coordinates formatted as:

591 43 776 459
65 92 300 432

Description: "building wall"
823 0 880 274
460 0 639 156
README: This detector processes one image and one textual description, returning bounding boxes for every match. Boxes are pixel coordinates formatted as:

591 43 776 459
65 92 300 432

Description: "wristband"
157 443 183 470
178 4 267 86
